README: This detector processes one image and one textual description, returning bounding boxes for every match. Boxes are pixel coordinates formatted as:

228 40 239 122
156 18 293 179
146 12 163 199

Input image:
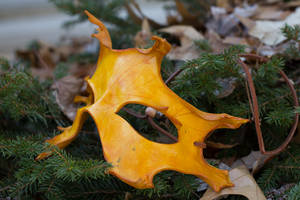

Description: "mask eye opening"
116 103 178 144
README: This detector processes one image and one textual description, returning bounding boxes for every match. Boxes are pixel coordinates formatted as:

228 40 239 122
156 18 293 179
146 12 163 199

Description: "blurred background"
0 0 166 59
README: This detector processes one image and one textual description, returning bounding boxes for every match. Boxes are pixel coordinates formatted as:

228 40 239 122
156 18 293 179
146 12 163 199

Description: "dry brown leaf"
284 0 300 8
208 6 239 36
16 42 58 80
232 151 273 174
206 30 228 53
200 165 266 200
16 38 91 80
254 6 291 20
223 36 249 46
160 25 204 46
216 0 232 11
214 77 237 98
249 7 300 45
174 0 199 26
69 63 96 79
159 25 204 60
236 15 255 30
134 19 152 48
207 4 257 36
52 75 85 121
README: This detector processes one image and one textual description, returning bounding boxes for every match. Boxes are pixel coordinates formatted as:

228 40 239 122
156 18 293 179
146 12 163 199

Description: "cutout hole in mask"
117 104 178 144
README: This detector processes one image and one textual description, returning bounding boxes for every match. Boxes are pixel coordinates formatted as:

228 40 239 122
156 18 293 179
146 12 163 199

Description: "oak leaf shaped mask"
37 11 249 192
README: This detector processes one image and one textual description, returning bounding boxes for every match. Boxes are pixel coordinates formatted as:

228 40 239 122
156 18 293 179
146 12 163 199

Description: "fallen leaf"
249 7 300 45
231 151 273 174
257 45 277 57
214 77 238 99
159 25 204 60
254 6 291 20
134 18 152 48
52 75 85 121
284 0 300 8
234 4 258 18
206 30 228 53
174 0 200 27
16 42 58 80
207 4 257 37
175 0 197 21
16 38 92 80
223 36 249 46
69 63 96 78
236 15 255 30
200 165 266 200
216 0 232 11
207 6 239 36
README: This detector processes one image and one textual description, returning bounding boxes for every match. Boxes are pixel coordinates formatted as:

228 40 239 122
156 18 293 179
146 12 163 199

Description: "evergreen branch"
263 168 276 189
147 116 178 142
275 166 300 169
287 182 300 200
69 189 122 197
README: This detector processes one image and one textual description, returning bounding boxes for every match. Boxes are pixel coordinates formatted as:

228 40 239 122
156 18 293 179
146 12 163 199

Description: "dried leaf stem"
147 116 178 142
238 54 299 156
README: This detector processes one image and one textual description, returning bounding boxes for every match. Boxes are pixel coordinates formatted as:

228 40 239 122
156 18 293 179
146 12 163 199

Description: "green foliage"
281 24 300 59
194 40 213 52
0 58 63 128
257 145 300 196
0 136 111 199
287 182 300 200
171 46 295 154
281 24 300 41
172 45 245 108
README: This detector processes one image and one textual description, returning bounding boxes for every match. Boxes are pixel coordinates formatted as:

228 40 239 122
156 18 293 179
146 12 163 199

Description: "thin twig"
165 68 183 85
239 53 269 62
147 116 178 142
237 54 299 156
122 107 146 119
244 80 254 120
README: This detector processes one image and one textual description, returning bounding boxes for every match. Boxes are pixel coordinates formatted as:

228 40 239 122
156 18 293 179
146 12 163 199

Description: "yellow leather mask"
37 11 248 192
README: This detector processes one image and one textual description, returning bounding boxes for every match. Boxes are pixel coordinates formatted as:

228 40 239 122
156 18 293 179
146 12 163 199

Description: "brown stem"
122 107 146 119
239 53 269 62
147 116 178 142
237 55 299 156
165 68 183 85
122 108 180 142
